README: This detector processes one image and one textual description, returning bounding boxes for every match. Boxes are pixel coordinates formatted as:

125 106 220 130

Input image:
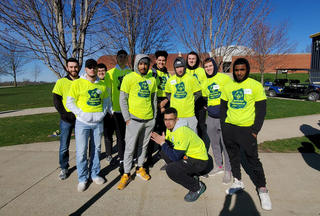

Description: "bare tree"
170 0 269 69
248 21 296 84
0 0 106 78
100 0 173 68
0 44 30 87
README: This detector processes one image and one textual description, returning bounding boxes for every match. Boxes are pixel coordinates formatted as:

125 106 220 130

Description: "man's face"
204 61 214 75
85 66 97 78
156 56 166 69
138 61 149 75
187 54 197 67
97 68 106 80
117 54 128 66
234 64 247 82
66 62 79 78
175 67 184 76
164 113 177 130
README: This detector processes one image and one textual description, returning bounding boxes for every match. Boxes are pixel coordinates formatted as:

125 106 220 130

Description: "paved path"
0 107 56 118
0 107 320 215
0 141 319 216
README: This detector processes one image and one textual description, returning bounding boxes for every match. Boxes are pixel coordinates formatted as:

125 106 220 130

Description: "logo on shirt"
174 82 187 99
208 82 221 99
158 76 167 90
87 88 102 106
138 81 150 98
117 75 124 90
230 88 247 109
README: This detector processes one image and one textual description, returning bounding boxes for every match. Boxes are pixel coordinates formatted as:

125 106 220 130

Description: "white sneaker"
225 178 244 195
77 182 87 192
258 188 272 210
92 176 105 185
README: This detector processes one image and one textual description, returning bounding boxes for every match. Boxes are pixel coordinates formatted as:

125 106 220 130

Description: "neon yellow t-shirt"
165 74 201 118
166 125 208 160
220 78 267 127
149 68 170 97
202 73 232 106
107 67 132 112
120 72 157 119
52 77 74 112
68 78 108 113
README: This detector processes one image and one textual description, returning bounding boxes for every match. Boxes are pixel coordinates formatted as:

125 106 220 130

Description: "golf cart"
264 68 320 101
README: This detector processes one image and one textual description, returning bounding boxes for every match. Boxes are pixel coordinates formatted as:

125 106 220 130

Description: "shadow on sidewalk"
69 175 121 216
219 191 261 216
298 124 320 171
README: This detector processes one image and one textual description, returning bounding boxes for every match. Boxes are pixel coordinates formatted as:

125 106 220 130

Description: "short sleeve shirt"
165 125 208 160
221 78 267 126
107 67 132 112
52 77 73 112
202 73 232 107
68 78 108 113
120 72 157 119
165 74 201 118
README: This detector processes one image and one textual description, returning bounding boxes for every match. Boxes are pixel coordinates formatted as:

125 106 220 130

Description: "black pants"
195 97 207 139
161 151 208 192
113 112 126 161
103 113 115 156
221 123 266 188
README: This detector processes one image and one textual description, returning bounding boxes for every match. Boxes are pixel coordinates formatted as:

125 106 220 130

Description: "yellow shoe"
117 174 130 190
136 167 150 181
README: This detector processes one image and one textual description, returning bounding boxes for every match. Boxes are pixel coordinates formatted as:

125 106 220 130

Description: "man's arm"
53 93 66 115
119 91 130 124
151 92 157 119
53 93 75 122
220 99 228 125
151 132 185 161
252 99 266 135
193 90 202 102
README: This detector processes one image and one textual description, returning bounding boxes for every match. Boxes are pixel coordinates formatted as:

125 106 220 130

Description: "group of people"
52 49 272 210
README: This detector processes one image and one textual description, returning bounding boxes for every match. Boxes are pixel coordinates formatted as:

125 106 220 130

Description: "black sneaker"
184 181 206 202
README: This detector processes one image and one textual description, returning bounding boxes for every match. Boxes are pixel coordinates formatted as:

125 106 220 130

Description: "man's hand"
252 133 257 139
126 119 131 126
151 132 166 146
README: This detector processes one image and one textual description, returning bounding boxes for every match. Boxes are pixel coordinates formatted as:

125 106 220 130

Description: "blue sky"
2 0 319 83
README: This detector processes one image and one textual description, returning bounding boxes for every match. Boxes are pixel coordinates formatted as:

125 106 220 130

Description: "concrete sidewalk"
0 107 56 118
0 141 319 216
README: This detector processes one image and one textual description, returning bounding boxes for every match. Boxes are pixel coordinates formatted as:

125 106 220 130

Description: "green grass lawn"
0 83 55 111
259 134 320 153
250 73 309 84
0 113 63 147
266 98 320 119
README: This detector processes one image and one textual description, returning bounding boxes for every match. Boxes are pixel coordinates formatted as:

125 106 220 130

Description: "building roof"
310 32 320 38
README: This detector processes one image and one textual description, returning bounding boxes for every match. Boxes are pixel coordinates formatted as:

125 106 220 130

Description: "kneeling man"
151 107 208 202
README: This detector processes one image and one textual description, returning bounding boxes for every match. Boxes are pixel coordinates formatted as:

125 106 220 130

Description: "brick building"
98 52 311 74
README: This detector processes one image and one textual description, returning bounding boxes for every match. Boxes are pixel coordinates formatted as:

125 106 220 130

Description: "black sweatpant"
221 123 266 188
195 97 207 139
161 151 208 192
113 112 126 161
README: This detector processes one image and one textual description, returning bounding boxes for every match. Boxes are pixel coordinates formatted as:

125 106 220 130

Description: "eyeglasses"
164 118 176 122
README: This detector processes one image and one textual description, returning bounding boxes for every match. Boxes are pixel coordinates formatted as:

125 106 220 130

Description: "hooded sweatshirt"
119 54 157 121
162 119 208 161
202 58 232 118
66 74 113 125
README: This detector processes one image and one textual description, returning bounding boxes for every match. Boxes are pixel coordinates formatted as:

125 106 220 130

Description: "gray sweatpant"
123 119 155 173
206 116 231 171
180 116 198 133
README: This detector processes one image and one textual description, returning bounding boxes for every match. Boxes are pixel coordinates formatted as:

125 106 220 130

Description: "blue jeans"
75 120 103 183
59 119 75 169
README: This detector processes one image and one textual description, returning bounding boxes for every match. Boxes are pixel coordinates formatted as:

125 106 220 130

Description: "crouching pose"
151 107 208 202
